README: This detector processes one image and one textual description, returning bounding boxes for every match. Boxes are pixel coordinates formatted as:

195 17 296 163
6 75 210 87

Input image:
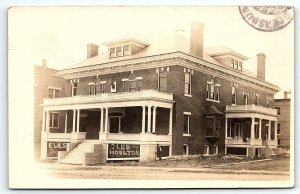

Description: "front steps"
60 140 96 165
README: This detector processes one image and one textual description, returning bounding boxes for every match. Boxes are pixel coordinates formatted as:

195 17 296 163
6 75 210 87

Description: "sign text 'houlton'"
108 144 140 159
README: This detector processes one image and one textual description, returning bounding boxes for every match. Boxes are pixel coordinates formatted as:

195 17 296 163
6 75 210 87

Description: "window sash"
50 113 59 128
184 73 191 95
207 83 220 101
72 83 78 96
89 85 95 95
232 86 236 104
183 114 190 134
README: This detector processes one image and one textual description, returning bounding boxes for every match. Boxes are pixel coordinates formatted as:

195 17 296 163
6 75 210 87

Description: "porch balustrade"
225 137 263 146
226 104 277 115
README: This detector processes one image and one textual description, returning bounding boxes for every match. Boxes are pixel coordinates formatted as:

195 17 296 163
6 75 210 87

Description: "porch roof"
225 104 278 120
43 90 174 110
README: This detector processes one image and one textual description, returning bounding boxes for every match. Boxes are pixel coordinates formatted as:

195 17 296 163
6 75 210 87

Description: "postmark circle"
239 6 294 32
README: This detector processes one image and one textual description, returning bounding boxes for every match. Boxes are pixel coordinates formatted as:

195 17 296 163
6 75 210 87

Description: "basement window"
183 144 189 155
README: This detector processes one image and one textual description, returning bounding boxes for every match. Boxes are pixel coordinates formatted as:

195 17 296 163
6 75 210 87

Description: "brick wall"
41 62 276 158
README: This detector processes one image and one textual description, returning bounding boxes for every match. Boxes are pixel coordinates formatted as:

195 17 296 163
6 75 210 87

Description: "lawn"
104 154 290 172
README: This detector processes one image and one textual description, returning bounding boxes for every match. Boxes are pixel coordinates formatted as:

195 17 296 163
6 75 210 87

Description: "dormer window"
109 45 131 58
116 46 122 57
231 58 243 70
123 45 130 56
110 48 116 58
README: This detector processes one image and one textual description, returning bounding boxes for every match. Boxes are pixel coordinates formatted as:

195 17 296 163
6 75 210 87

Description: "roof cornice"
58 51 279 93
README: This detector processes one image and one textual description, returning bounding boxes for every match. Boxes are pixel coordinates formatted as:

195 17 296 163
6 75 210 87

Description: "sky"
8 6 294 98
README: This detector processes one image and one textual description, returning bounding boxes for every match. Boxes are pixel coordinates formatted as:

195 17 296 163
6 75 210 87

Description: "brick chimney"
190 21 204 59
87 43 99 59
257 53 266 80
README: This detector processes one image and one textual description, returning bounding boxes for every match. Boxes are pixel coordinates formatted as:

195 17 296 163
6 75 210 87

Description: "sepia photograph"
8 5 294 189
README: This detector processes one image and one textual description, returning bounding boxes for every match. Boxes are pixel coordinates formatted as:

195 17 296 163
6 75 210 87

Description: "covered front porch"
224 104 278 156
40 90 174 159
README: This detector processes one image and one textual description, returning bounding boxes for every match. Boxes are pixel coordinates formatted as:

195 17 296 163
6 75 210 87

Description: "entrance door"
109 117 122 133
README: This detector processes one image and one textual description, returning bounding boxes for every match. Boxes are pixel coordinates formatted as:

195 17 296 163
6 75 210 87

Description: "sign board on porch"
108 144 140 159
47 141 68 157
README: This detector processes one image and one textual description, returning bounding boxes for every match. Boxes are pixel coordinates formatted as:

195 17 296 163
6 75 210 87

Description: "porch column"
168 107 173 135
142 106 146 133
267 120 271 140
152 106 157 134
225 116 228 138
105 107 109 133
274 121 278 140
250 117 255 139
64 113 68 133
41 110 46 132
258 118 262 139
76 109 80 132
147 105 152 133
100 108 104 132
45 111 50 133
72 109 76 133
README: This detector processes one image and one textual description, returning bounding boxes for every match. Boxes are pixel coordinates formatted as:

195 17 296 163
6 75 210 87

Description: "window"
183 144 189 155
110 48 116 58
231 58 242 70
183 112 191 136
96 81 106 94
206 78 220 102
109 116 122 133
49 113 59 128
277 123 281 134
212 145 218 155
234 123 241 138
184 73 192 95
204 145 209 155
48 88 60 98
116 46 122 57
205 116 220 137
72 82 78 96
254 123 259 139
239 62 243 70
123 45 130 56
158 71 167 92
137 78 143 91
123 77 143 92
254 93 259 105
232 85 236 105
122 79 129 92
244 94 248 105
89 83 95 95
275 107 281 115
267 97 271 108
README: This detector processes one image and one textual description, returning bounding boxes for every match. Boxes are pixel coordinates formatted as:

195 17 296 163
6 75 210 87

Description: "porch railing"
43 89 174 106
226 104 277 115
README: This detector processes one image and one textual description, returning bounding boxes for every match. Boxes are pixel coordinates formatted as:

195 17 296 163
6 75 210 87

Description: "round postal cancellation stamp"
239 6 294 32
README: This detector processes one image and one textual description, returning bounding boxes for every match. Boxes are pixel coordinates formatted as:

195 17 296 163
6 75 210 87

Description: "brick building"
34 60 67 159
37 21 279 165
274 91 291 148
